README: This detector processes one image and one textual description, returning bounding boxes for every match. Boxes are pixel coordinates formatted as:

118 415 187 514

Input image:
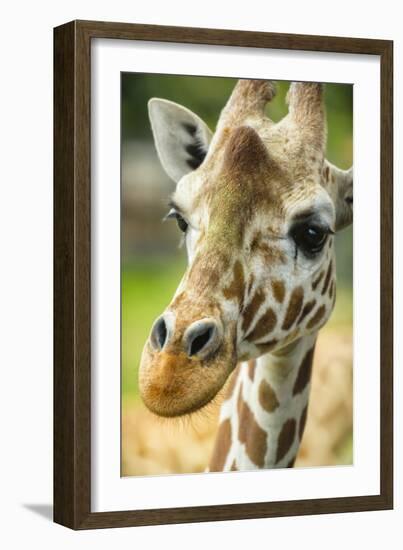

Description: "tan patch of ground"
122 403 219 477
122 328 352 476
295 328 353 468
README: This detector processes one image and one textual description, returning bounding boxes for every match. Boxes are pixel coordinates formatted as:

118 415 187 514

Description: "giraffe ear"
335 166 353 231
148 98 213 183
324 162 353 231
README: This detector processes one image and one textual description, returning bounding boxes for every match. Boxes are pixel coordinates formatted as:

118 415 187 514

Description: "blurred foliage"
121 74 353 401
122 259 186 399
122 74 236 142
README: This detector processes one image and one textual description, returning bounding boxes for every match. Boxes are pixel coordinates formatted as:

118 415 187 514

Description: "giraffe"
138 79 353 471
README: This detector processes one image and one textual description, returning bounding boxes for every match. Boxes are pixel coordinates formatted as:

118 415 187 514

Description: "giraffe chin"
139 342 236 417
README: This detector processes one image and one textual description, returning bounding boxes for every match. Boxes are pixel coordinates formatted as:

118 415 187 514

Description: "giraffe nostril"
150 316 168 351
185 320 221 359
189 327 213 356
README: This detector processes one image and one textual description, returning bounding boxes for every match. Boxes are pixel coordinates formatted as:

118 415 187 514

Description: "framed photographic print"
54 20 393 529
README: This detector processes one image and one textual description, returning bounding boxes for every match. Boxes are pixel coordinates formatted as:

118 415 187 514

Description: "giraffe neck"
209 333 317 471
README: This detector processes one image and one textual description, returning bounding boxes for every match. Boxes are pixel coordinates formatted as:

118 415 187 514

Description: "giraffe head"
139 80 353 417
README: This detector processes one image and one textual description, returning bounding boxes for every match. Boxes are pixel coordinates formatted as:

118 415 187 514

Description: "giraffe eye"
175 214 188 233
165 209 188 233
291 223 330 256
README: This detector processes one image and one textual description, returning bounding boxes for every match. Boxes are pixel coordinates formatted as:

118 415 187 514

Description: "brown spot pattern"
237 385 267 467
299 405 308 440
248 308 277 341
258 379 279 413
312 271 325 291
188 260 220 291
258 242 287 265
307 304 326 329
209 418 232 472
276 419 296 463
329 280 334 299
297 299 316 324
282 286 304 330
271 279 286 303
223 260 245 306
321 261 333 295
242 288 265 334
292 347 315 396
225 364 241 399
251 231 287 265
247 359 256 381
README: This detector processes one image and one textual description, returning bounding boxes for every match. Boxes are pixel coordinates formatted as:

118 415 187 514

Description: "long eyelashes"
164 208 189 233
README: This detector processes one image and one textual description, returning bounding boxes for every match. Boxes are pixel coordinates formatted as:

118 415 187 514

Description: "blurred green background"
121 74 353 403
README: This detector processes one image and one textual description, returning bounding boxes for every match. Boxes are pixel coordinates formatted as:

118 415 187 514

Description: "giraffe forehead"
196 161 328 221
201 180 332 246
199 170 283 237
177 126 327 227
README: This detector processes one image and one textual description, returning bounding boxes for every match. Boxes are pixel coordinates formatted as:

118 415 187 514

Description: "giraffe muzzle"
139 313 235 417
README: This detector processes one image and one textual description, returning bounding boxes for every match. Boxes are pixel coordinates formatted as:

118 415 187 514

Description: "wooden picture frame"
54 19 393 530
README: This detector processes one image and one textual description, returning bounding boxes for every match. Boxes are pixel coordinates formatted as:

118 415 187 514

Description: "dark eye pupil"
306 227 323 244
176 215 188 233
292 223 327 255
